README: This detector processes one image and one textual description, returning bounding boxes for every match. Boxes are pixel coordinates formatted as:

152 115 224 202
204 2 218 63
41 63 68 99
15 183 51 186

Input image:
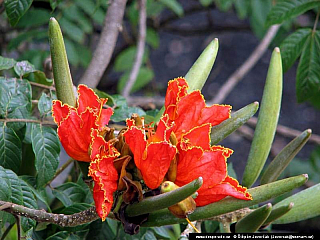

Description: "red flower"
52 84 113 162
165 77 252 205
123 115 177 189
164 77 231 140
88 129 120 221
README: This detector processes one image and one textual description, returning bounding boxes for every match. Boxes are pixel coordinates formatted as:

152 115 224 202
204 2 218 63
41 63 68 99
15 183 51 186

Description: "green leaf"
260 129 312 185
62 4 93 34
0 167 37 231
117 67 154 93
280 28 312 72
266 0 320 26
0 78 32 131
253 3 271 36
46 231 80 240
146 28 160 49
142 231 157 240
114 46 148 72
16 7 51 28
31 124 60 188
235 204 272 233
308 90 320 109
59 17 85 44
242 48 283 188
0 123 22 173
159 0 184 17
52 182 86 207
200 0 214 7
111 105 146 122
152 227 172 239
0 166 12 201
250 0 272 38
296 31 320 102
87 219 117 240
0 56 16 70
234 0 249 19
214 0 234 12
38 92 53 117
73 0 105 25
8 29 48 51
4 0 33 26
50 0 63 10
211 102 259 144
32 70 53 86
14 60 36 77
273 183 320 224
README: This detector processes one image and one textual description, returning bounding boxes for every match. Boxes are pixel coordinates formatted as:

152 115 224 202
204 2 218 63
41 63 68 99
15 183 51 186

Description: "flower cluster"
52 79 252 221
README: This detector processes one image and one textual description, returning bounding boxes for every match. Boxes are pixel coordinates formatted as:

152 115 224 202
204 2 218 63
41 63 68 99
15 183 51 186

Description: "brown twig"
122 0 147 99
29 81 55 91
208 24 281 105
247 117 320 145
79 0 128 88
0 201 100 227
0 118 56 126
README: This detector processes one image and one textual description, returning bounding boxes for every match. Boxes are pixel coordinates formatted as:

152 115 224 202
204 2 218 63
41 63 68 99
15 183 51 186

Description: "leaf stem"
312 10 320 33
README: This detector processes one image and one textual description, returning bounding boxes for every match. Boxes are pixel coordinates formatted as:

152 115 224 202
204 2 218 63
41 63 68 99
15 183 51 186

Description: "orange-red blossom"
124 77 252 206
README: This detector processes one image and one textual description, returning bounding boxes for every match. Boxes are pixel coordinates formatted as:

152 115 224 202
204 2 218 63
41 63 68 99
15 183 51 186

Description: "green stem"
126 177 203 217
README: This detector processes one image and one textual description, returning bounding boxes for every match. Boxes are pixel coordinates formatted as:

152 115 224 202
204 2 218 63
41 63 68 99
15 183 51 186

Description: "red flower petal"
123 121 146 169
198 104 232 127
195 176 252 206
139 142 176 189
164 77 188 120
52 100 71 125
149 114 174 143
96 108 113 130
124 116 176 189
180 123 211 150
89 155 118 221
57 109 97 162
77 84 102 114
90 129 119 160
175 147 228 189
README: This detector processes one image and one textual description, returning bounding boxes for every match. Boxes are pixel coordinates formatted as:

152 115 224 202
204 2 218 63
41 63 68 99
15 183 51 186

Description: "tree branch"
0 201 100 227
122 0 147 99
79 0 128 88
208 24 280 105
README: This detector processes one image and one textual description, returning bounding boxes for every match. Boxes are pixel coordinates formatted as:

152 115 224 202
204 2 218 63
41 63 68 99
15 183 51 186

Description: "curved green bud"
260 129 312 185
185 38 219 92
235 203 272 233
142 174 308 227
242 47 283 188
211 102 259 144
125 177 203 217
263 202 293 226
273 183 320 224
49 17 76 107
